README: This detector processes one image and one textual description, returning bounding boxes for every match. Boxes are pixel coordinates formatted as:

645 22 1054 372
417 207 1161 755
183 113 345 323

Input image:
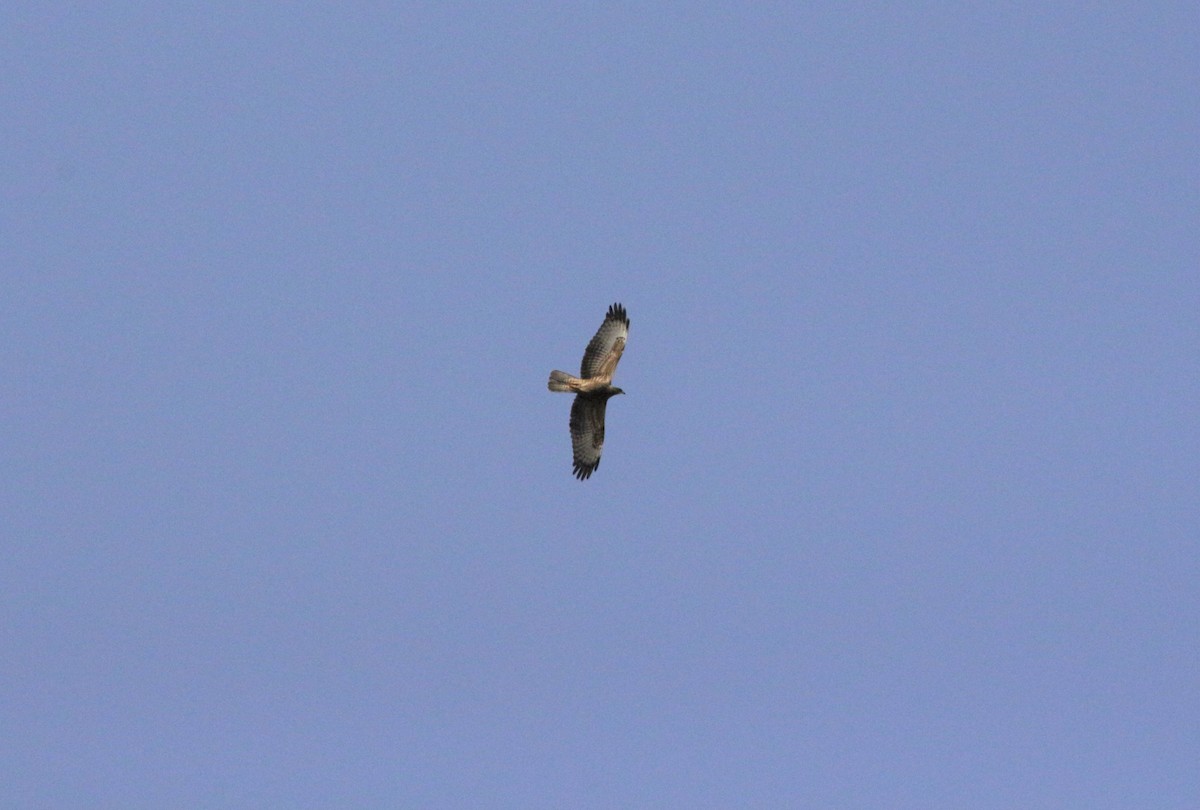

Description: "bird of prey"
547 302 630 480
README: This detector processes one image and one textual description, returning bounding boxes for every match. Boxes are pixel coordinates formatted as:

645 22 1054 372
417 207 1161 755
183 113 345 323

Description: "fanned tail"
547 370 576 392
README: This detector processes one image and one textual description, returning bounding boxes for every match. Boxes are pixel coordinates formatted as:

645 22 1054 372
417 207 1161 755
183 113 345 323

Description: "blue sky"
3 4 1197 807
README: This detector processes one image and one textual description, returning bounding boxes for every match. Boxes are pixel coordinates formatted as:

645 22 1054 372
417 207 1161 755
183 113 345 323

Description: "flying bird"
547 302 630 480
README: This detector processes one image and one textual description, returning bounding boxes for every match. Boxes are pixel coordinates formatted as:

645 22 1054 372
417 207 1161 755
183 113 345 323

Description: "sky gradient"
3 4 1198 807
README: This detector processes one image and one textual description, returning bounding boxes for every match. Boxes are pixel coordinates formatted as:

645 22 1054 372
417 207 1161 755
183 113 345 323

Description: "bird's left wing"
568 395 608 480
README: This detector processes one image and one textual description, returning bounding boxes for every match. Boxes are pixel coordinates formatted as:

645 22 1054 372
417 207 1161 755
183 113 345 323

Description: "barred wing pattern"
569 395 608 480
580 303 630 380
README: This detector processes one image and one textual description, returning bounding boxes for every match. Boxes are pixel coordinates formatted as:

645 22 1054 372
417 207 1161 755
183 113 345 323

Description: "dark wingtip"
573 460 599 480
607 302 629 327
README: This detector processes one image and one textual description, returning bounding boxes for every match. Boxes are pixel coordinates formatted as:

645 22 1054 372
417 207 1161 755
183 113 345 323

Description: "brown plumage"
547 303 629 480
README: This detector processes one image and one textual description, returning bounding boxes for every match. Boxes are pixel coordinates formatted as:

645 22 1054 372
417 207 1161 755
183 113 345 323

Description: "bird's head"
610 387 625 396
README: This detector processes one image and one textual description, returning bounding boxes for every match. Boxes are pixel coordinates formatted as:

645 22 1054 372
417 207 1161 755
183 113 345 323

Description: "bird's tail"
547 370 577 392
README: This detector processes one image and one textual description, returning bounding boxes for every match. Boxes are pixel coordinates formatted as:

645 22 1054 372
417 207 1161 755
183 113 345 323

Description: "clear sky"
3 4 1197 807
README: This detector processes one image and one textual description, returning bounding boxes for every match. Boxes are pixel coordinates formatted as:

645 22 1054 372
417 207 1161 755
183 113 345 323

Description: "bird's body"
547 303 630 480
546 371 621 395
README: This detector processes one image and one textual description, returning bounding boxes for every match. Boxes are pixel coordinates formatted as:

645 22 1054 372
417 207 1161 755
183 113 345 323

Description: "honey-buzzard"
547 303 629 480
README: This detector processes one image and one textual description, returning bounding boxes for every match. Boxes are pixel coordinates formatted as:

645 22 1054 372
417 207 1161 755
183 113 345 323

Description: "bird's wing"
580 303 630 381
569 395 608 480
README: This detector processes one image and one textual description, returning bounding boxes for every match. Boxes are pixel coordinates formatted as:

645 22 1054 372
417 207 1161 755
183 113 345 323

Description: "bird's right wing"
580 303 630 381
